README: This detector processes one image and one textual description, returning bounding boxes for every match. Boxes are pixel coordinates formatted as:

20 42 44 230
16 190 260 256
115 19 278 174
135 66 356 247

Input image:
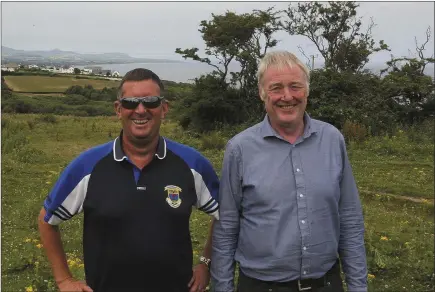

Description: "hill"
1 46 185 66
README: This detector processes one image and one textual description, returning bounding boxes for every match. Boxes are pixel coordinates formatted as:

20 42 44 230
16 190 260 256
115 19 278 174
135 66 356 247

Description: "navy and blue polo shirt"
43 134 219 292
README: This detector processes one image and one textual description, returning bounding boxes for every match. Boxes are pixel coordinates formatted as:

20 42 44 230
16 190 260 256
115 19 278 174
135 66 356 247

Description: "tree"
174 8 281 130
176 8 279 88
307 69 396 134
379 27 435 124
74 68 81 74
281 2 390 72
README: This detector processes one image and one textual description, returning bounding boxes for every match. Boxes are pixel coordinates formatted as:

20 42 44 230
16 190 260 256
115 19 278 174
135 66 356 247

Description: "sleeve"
192 154 220 220
337 133 368 292
210 141 243 292
43 155 91 225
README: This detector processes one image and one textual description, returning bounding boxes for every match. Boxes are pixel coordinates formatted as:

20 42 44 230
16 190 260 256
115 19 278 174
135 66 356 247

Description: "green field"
4 75 120 93
1 113 434 292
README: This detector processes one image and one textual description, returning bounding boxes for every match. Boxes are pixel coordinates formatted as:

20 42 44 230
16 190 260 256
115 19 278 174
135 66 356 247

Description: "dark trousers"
237 261 344 292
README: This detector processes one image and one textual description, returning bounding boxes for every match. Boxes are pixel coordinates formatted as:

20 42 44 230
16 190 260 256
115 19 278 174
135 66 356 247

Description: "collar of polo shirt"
113 131 167 161
260 112 319 140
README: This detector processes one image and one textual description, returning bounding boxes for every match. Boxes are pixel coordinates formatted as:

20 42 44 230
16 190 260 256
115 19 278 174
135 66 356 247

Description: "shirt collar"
113 131 167 162
260 112 318 140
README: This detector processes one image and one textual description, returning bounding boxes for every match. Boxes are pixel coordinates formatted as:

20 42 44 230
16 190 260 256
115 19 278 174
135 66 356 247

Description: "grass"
1 113 434 292
4 75 119 92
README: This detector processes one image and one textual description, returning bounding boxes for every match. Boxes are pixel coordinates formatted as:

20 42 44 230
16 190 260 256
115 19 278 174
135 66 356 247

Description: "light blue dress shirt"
211 113 367 292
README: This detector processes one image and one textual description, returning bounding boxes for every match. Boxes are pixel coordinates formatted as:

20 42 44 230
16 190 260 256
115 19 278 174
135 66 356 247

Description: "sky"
2 1 434 68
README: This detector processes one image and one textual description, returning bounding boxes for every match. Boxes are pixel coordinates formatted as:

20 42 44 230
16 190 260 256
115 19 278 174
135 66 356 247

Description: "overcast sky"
2 1 434 66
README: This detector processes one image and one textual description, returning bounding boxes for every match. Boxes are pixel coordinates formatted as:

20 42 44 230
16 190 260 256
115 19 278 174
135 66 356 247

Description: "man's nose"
282 87 294 100
135 102 147 113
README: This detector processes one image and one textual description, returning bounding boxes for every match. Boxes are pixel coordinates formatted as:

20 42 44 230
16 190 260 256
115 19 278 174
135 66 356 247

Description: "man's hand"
188 263 210 292
57 277 93 292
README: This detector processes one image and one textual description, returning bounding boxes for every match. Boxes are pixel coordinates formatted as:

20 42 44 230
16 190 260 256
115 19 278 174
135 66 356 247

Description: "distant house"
82 68 92 75
59 65 75 74
85 66 102 74
28 64 39 69
112 71 120 77
1 63 19 72
101 69 112 76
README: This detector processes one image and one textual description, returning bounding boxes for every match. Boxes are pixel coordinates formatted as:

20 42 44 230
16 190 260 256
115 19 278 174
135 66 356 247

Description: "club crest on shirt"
165 185 182 208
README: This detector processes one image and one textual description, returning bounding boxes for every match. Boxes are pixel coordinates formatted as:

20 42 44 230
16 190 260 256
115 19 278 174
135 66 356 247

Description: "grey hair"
257 51 310 101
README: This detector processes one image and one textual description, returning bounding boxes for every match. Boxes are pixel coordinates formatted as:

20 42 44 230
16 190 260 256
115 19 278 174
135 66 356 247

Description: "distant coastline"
77 62 237 83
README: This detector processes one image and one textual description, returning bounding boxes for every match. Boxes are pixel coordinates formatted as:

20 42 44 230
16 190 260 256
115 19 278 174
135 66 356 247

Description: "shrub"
201 131 227 150
63 94 88 105
38 114 58 124
342 120 369 143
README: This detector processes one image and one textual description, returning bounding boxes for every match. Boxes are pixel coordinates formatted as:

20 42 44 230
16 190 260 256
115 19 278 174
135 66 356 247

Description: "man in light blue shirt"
211 51 367 292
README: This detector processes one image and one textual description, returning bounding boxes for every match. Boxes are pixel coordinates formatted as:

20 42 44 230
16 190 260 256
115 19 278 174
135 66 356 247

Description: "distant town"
1 62 122 78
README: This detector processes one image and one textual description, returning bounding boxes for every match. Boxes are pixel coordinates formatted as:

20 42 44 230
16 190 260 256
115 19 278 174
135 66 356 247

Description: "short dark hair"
117 68 164 99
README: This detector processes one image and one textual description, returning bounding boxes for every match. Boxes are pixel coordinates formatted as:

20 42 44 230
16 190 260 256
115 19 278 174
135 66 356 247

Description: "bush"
38 114 57 124
173 74 249 132
200 131 227 150
308 69 396 133
342 120 369 143
63 94 88 105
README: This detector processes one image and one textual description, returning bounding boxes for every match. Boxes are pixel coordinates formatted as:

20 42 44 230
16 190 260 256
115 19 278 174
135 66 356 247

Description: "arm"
38 208 92 291
337 135 368 292
202 218 215 260
189 153 220 292
38 154 92 291
38 208 73 285
211 142 242 292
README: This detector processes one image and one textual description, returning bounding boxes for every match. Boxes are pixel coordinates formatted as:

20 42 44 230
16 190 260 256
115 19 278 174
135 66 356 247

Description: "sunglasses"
120 96 164 109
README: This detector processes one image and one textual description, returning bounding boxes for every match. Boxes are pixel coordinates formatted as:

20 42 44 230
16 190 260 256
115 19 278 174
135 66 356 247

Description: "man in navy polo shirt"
38 68 219 292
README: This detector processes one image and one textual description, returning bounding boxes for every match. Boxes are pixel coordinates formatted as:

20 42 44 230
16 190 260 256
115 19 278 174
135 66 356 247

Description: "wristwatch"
199 256 211 270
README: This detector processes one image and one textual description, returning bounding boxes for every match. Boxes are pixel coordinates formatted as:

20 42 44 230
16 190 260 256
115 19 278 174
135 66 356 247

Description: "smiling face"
260 64 308 131
114 79 168 145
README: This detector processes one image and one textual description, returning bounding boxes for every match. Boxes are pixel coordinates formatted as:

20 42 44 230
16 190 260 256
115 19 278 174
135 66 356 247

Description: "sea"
78 62 434 83
77 62 237 83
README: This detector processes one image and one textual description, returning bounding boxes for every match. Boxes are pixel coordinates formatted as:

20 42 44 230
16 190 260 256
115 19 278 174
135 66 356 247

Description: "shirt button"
303 271 307 275
299 194 303 198
301 220 305 224
303 246 307 250
296 168 300 172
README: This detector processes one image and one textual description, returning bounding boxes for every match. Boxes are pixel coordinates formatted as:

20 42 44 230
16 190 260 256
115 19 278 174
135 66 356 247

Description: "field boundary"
360 189 434 204
13 91 65 94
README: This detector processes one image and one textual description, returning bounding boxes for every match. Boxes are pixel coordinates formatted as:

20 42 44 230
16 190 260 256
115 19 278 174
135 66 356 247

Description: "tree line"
173 2 434 134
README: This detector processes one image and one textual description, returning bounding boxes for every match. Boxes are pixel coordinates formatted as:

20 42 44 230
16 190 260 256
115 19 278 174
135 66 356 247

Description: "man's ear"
161 101 169 119
114 100 122 119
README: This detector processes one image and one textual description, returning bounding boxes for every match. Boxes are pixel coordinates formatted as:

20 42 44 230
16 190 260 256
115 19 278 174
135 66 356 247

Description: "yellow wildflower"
368 274 375 279
25 286 33 292
380 236 388 241
32 239 39 243
78 263 85 268
68 259 77 267
36 244 43 249
24 238 31 243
